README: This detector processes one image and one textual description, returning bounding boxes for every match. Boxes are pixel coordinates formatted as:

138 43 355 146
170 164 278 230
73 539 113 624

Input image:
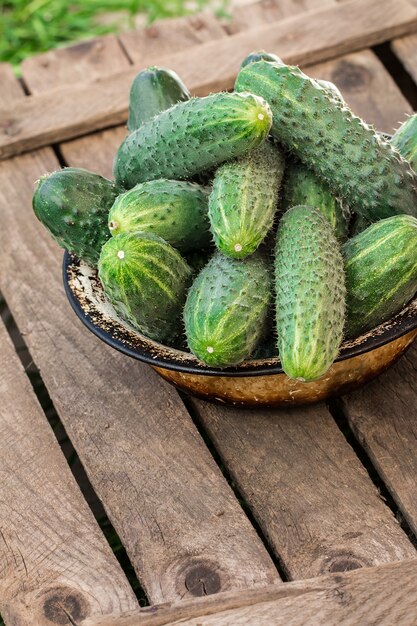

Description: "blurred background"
0 0 231 72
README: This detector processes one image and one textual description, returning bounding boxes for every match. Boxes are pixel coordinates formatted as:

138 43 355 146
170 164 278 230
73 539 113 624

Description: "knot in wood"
321 551 367 575
42 587 89 625
184 562 222 597
331 60 370 92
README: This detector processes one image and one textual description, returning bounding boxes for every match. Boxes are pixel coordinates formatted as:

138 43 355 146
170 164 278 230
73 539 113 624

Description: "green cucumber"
241 50 283 69
33 167 118 264
282 159 349 241
235 61 417 221
98 231 192 343
208 141 285 258
127 66 190 132
184 252 271 367
391 114 417 172
108 179 211 252
317 79 344 104
344 215 417 338
114 91 272 189
275 205 346 381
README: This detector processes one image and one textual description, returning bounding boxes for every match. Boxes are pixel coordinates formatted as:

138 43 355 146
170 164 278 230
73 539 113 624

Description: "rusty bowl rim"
63 252 417 378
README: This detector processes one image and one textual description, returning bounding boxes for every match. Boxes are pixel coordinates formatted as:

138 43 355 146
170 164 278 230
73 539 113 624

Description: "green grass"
1 0 229 71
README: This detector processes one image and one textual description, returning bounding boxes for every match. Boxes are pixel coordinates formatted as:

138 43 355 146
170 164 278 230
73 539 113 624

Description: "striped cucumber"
236 61 417 221
344 215 417 338
392 114 417 171
209 141 285 258
282 159 349 241
33 167 118 264
184 252 271 367
98 232 192 343
275 206 346 381
108 179 211 252
114 92 272 189
127 66 190 132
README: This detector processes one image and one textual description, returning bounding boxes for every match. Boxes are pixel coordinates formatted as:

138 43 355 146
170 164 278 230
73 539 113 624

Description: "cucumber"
127 66 190 132
208 141 285 258
275 205 346 381
391 114 417 172
282 159 349 241
344 215 417 338
114 91 272 189
184 252 271 367
108 179 211 253
98 232 192 343
316 79 345 104
235 61 417 221
241 50 283 69
33 167 118 264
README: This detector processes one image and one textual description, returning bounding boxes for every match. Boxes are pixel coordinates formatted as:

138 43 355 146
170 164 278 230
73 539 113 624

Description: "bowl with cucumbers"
34 53 417 407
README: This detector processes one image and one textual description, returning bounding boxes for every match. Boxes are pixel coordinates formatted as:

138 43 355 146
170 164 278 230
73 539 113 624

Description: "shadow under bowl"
63 252 417 408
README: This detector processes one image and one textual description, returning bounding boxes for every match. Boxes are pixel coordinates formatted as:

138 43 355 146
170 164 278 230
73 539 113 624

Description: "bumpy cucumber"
184 252 271 367
317 79 344 104
114 92 272 189
98 232 192 343
108 179 211 252
275 206 346 381
241 50 283 68
236 61 417 221
391 114 417 171
282 159 349 241
33 167 118 264
209 141 285 258
344 215 417 338
127 66 190 132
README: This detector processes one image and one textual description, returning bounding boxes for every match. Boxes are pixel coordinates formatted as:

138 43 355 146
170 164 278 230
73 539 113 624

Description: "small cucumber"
391 114 417 171
98 231 192 343
127 66 190 132
184 252 271 367
282 159 349 241
236 61 417 221
108 179 211 253
33 167 118 264
241 50 283 69
344 215 417 338
275 206 346 381
209 141 285 258
114 91 272 189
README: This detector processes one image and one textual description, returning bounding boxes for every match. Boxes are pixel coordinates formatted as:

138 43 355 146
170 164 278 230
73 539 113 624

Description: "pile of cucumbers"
33 52 417 382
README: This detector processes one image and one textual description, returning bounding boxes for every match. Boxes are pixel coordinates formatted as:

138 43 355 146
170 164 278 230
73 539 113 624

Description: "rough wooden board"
392 33 417 86
192 400 415 579
305 49 413 133
339 341 417 539
0 68 279 605
2 0 417 158
0 318 139 625
84 558 417 626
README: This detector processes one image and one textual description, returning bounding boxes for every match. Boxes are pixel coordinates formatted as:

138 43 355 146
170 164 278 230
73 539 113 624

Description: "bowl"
63 252 417 407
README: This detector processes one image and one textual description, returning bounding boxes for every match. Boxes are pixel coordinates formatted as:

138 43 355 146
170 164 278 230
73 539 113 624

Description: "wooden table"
1 0 417 624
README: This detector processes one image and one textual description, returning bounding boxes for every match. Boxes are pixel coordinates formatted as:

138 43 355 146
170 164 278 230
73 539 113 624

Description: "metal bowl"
63 252 417 407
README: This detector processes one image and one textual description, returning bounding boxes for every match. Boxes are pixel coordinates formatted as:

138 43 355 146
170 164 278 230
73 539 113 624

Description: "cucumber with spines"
33 167 118 264
209 141 285 258
316 79 345 104
184 252 271 367
235 61 417 221
108 179 211 252
241 50 283 69
274 205 346 381
114 91 272 189
282 159 349 241
344 215 417 338
127 66 190 132
391 114 417 171
98 231 192 343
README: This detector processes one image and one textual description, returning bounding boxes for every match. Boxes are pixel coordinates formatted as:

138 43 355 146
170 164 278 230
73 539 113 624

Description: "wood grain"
84 558 417 626
0 318 138 625
0 66 279 605
2 0 417 158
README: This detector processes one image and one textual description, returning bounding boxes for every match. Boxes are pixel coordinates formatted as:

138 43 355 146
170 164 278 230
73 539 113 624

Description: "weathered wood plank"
84 558 417 626
392 33 417 86
2 0 417 158
0 317 139 625
0 66 279 604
